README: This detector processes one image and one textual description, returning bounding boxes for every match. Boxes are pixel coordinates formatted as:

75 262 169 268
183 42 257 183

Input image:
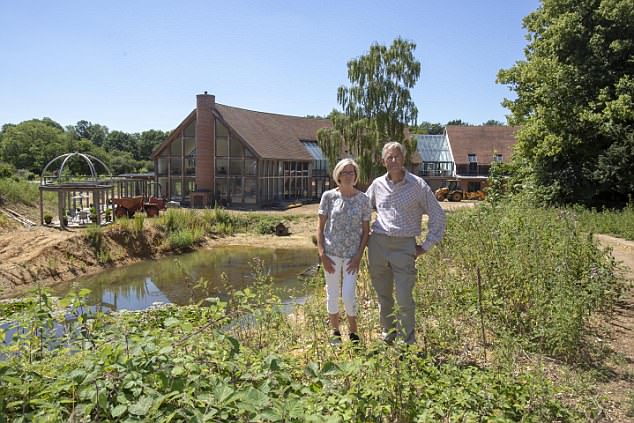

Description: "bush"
0 162 15 178
416 197 623 360
166 228 203 249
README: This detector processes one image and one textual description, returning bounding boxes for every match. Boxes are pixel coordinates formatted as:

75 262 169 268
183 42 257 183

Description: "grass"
84 224 111 264
0 177 58 220
0 178 40 205
572 201 634 241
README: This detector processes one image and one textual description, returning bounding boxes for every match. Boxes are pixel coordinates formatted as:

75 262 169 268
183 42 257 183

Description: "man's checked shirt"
366 170 446 251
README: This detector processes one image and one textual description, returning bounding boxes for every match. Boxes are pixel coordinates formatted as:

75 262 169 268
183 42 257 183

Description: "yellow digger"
434 180 464 202
434 180 487 202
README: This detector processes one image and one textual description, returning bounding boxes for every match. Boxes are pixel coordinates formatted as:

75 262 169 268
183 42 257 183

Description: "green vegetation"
497 0 634 206
84 224 111 264
107 208 301 253
0 177 41 205
572 201 634 241
0 202 625 421
422 198 622 361
0 118 169 175
0 177 58 220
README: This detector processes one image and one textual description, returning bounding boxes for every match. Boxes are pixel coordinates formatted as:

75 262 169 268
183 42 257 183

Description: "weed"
84 224 111 264
132 214 144 234
572 200 634 241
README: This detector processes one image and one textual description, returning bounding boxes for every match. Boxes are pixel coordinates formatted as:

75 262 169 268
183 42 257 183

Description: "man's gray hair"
382 141 405 160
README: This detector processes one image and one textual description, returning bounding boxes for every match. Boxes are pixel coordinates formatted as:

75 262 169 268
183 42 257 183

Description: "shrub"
0 162 15 178
166 228 204 249
416 197 623 360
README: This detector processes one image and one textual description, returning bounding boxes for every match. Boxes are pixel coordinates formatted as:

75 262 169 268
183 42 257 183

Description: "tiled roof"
215 104 331 160
446 125 518 164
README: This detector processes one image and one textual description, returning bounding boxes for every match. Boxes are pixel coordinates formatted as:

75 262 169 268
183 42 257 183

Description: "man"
366 141 446 345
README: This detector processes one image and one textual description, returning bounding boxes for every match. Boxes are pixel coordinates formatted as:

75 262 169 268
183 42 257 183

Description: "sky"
0 1 540 134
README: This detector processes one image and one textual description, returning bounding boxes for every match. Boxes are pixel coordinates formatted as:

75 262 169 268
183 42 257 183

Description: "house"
414 125 518 192
150 93 331 207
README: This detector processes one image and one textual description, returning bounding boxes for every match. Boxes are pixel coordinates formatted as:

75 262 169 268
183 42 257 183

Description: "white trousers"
324 255 357 316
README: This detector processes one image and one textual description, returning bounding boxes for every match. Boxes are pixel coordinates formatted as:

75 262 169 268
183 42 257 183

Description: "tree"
411 121 445 135
483 119 505 126
104 130 139 158
497 0 634 206
446 119 469 126
0 119 71 173
318 38 421 184
68 120 109 147
107 150 140 175
138 129 169 160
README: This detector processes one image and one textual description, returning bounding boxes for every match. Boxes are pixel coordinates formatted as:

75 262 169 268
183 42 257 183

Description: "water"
1 247 319 352
49 246 320 311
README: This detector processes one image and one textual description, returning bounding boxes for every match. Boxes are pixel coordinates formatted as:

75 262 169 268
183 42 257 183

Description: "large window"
153 118 195 203
214 119 258 205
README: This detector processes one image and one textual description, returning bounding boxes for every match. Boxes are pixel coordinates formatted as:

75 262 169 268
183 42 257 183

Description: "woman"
317 158 371 344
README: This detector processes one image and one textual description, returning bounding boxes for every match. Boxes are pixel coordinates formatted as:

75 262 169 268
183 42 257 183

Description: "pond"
49 246 320 311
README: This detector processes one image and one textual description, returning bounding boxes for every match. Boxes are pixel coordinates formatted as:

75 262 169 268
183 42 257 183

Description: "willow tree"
318 38 421 185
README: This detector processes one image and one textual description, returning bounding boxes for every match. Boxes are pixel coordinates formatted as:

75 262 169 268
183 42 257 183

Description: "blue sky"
0 1 539 134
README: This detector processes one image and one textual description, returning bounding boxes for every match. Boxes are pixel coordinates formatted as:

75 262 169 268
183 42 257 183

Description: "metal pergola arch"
39 152 115 229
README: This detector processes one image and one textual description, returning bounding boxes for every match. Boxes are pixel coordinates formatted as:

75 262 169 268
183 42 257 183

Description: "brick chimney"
195 92 215 196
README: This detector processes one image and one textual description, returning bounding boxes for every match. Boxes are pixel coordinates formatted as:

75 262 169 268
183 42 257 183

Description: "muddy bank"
0 201 475 299
0 217 316 300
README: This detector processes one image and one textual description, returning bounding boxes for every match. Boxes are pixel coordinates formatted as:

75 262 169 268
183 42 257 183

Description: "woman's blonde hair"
332 158 360 186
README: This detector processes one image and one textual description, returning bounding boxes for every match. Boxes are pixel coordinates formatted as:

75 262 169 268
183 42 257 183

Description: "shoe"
349 332 360 343
329 330 342 346
381 331 396 345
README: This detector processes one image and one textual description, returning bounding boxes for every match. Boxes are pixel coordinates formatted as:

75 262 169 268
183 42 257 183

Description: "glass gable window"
229 159 243 176
230 137 243 157
245 159 256 176
414 134 454 177
154 118 196 203
184 137 196 156
214 119 257 205
170 138 182 155
170 158 182 176
216 159 228 176
185 157 196 176
302 141 329 199
184 121 195 138
157 158 168 176
215 120 229 156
